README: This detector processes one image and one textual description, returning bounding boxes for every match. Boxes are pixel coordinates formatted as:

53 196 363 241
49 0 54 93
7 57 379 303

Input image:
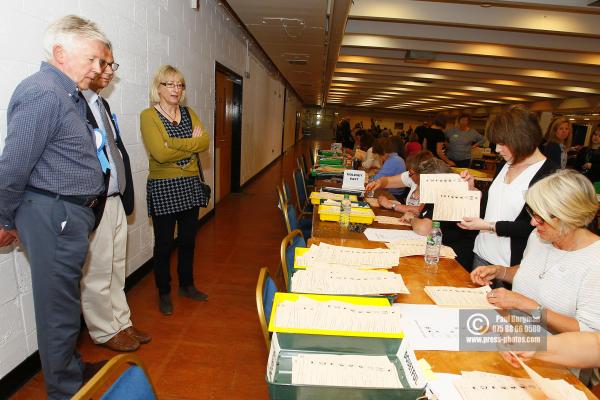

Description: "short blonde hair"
545 117 572 148
150 65 186 104
43 15 109 59
526 169 598 234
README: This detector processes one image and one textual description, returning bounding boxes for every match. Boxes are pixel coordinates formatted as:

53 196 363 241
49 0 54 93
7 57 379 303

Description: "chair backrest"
280 229 306 291
256 267 278 349
286 202 301 233
293 168 309 210
281 178 293 205
276 186 292 233
72 354 156 400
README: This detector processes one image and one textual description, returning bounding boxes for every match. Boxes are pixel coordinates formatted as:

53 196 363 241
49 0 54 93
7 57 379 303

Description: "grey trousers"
15 191 95 400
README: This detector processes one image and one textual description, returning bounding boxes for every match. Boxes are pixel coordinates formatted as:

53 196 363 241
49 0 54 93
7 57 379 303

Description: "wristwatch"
530 305 544 323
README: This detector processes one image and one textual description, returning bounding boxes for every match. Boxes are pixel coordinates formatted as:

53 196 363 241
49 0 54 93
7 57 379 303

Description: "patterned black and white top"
147 107 203 216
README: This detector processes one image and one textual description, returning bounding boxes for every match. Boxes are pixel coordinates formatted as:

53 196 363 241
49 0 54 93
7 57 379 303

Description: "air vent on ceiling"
414 79 433 84
405 50 436 64
282 52 309 66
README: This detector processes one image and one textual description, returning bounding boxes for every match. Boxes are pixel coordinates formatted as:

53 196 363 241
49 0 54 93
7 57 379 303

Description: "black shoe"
178 286 208 301
82 360 108 385
159 294 173 315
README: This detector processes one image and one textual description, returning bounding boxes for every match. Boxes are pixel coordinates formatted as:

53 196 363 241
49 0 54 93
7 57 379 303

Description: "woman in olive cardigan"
141 65 210 315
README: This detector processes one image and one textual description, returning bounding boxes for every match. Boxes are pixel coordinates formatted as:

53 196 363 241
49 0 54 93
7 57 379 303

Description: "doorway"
214 63 243 203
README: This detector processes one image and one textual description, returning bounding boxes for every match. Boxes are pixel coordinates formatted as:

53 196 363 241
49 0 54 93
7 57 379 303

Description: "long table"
308 185 596 398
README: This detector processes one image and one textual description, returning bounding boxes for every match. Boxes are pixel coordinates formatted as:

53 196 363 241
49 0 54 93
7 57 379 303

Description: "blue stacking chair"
256 267 278 349
293 168 313 214
277 185 311 239
280 229 306 291
72 354 156 400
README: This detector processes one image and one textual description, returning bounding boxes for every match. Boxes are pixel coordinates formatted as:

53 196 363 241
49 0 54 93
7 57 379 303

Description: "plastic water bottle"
340 194 351 228
424 221 442 272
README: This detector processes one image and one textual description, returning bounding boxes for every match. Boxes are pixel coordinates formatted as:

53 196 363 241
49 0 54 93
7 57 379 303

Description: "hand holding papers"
419 174 480 221
424 286 498 309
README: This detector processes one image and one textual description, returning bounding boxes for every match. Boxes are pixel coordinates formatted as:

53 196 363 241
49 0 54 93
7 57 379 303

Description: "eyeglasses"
160 82 186 90
105 62 119 71
525 204 547 225
87 58 119 72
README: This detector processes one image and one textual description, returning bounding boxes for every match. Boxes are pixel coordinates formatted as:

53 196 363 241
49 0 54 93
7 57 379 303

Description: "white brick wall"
0 0 301 379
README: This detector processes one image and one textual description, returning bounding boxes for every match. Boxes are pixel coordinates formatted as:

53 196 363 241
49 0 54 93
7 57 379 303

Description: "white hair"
43 15 109 59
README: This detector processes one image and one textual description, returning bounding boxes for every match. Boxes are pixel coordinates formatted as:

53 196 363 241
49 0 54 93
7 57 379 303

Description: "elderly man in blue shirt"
0 15 110 399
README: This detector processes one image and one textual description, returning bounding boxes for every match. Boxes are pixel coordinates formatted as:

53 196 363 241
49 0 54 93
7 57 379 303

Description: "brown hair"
486 107 543 164
405 150 434 171
415 158 451 174
545 117 572 148
372 137 397 156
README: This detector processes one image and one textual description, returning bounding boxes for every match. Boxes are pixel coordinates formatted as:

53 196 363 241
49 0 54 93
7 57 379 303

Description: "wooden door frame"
214 62 243 196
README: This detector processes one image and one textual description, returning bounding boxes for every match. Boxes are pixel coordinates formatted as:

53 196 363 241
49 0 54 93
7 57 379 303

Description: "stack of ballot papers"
424 286 497 309
290 268 410 295
296 243 400 270
272 297 403 334
364 228 425 242
513 354 587 400
452 369 586 400
386 239 457 258
291 354 403 388
374 215 411 226
453 371 545 399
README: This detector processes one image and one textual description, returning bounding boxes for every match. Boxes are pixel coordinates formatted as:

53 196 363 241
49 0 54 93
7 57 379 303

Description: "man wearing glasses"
0 15 110 399
81 44 151 353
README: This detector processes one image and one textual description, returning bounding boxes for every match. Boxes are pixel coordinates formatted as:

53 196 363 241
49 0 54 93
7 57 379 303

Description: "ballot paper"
393 303 461 351
424 286 497 309
432 191 481 221
290 268 410 295
296 243 400 270
272 297 403 334
386 239 457 259
374 215 412 226
419 174 468 204
513 354 587 400
291 353 403 388
426 373 463 400
364 227 424 242
453 371 546 400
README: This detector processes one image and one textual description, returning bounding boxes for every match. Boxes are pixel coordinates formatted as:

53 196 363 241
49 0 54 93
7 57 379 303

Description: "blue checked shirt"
0 62 105 229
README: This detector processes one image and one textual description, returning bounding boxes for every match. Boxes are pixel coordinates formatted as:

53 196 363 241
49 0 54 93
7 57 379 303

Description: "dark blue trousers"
15 191 94 400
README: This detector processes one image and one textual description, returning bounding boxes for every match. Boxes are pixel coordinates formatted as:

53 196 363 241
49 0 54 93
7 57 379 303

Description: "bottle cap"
432 221 441 228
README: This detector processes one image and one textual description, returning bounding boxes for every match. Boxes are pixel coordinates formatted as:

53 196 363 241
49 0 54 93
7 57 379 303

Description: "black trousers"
151 207 199 295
